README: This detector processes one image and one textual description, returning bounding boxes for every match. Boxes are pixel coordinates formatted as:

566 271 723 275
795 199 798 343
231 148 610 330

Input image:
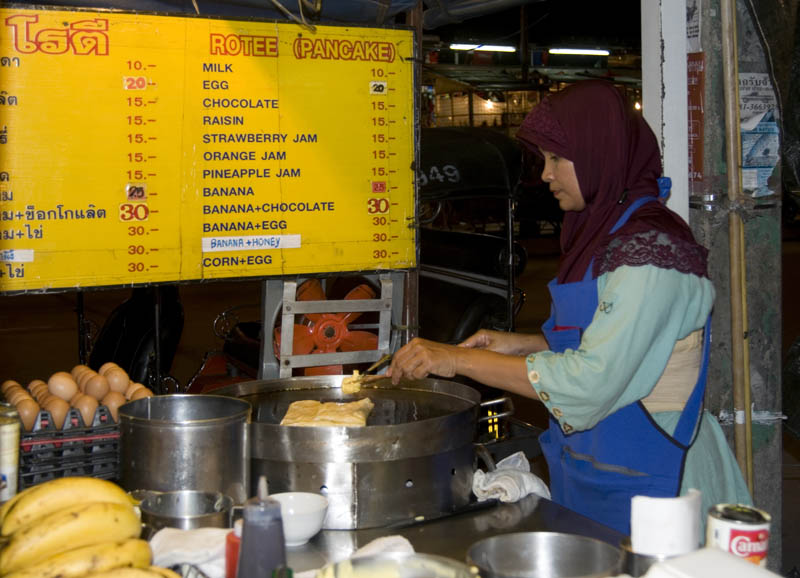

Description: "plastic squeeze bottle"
236 477 287 578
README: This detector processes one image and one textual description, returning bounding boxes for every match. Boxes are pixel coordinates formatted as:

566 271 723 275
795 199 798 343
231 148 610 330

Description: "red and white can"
706 503 771 566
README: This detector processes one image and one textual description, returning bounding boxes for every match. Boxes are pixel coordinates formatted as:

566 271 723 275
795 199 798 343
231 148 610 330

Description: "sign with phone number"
0 7 416 292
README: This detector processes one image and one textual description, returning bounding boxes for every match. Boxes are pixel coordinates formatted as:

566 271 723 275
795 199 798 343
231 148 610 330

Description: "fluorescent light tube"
449 43 517 53
548 48 610 56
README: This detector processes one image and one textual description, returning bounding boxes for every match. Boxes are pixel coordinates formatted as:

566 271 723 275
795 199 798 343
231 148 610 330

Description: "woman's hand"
459 330 549 356
387 338 460 384
387 336 542 400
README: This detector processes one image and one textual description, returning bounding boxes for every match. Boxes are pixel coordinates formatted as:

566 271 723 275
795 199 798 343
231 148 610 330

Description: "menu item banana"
2 538 151 578
1 476 134 536
0 501 141 574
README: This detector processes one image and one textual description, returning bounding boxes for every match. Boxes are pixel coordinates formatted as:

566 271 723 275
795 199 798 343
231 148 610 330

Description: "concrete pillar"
643 0 783 569
641 0 689 221
686 0 783 570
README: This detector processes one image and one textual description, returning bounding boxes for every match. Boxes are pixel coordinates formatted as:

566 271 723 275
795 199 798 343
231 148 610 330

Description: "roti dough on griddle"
280 397 375 427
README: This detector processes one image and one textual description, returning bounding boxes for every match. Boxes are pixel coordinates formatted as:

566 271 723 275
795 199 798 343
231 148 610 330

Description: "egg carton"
19 464 118 492
16 406 121 492
26 404 118 432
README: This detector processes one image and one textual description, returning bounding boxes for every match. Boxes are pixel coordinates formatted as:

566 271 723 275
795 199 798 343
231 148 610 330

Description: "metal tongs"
357 352 393 384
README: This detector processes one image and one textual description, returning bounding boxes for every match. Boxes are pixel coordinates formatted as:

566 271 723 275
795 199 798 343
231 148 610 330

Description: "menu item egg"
105 368 130 394
16 398 40 431
101 391 127 421
84 374 110 400
124 382 144 400
99 362 118 375
72 393 98 426
48 371 79 401
129 386 154 401
44 397 70 429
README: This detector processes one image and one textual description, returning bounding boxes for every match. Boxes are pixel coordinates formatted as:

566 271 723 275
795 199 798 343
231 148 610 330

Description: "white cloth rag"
295 535 414 578
150 527 229 578
472 450 551 502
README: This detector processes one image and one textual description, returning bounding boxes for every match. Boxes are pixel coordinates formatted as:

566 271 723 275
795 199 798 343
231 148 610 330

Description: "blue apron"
539 196 711 535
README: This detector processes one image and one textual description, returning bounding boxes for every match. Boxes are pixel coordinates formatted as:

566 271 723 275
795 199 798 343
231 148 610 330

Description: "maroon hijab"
516 80 707 283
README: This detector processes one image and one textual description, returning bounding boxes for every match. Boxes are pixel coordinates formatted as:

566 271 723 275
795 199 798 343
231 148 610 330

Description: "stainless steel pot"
119 394 250 504
139 490 234 531
215 376 509 530
466 532 624 578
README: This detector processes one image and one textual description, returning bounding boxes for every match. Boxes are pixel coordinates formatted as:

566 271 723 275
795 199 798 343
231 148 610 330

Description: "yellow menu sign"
0 8 416 292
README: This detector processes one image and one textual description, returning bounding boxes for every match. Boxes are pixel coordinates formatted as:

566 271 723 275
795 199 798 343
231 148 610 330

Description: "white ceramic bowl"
271 492 329 547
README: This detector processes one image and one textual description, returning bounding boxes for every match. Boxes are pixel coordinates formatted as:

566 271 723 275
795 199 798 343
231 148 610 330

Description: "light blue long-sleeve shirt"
525 264 751 529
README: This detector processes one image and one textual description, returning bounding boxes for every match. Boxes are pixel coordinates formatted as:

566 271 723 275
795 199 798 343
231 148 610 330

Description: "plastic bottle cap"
233 518 243 537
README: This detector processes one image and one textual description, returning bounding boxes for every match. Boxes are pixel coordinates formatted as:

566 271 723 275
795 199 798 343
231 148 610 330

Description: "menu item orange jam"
706 503 771 566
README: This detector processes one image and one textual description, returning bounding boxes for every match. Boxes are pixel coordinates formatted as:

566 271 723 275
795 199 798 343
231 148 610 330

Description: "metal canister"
0 402 21 503
706 503 771 566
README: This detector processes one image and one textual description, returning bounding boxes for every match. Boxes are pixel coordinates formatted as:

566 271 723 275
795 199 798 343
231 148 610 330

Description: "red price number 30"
119 203 150 222
367 198 390 260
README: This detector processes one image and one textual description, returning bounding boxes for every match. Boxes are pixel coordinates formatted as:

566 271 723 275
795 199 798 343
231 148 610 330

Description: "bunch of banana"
0 477 178 578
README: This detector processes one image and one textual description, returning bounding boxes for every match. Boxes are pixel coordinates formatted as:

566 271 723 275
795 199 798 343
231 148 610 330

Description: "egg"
106 368 130 394
48 371 78 401
72 393 98 427
124 382 144 400
99 362 119 375
101 391 127 422
71 364 91 380
44 397 70 429
16 398 40 431
1 379 21 394
129 387 154 401
28 381 48 398
83 374 110 400
83 373 110 399
28 378 46 391
77 370 97 392
6 386 29 405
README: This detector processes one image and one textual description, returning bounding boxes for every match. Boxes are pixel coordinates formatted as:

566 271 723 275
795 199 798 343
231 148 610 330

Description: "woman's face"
539 148 585 212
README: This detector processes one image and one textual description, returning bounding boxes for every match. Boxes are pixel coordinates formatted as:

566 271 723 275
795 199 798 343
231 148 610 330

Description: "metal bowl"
467 532 623 578
319 552 479 577
139 490 234 531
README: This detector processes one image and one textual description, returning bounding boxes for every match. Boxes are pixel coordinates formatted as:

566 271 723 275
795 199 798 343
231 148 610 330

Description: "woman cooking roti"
388 80 752 535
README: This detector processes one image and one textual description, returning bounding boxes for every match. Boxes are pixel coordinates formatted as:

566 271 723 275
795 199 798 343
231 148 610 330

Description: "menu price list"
0 8 416 292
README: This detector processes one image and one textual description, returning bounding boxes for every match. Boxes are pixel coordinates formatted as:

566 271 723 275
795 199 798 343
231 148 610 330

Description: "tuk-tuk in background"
417 127 561 343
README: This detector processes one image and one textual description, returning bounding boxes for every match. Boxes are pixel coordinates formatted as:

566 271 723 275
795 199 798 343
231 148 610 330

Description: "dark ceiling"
420 0 642 90
426 0 641 51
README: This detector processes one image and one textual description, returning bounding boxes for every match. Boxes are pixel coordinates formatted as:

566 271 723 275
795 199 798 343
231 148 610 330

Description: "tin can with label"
0 402 21 504
706 503 771 566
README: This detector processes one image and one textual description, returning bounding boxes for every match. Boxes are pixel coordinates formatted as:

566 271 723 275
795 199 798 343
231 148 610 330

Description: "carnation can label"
707 503 771 566
0 403 21 504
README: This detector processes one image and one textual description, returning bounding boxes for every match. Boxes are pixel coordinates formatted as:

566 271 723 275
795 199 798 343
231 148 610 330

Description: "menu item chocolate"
280 398 374 427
